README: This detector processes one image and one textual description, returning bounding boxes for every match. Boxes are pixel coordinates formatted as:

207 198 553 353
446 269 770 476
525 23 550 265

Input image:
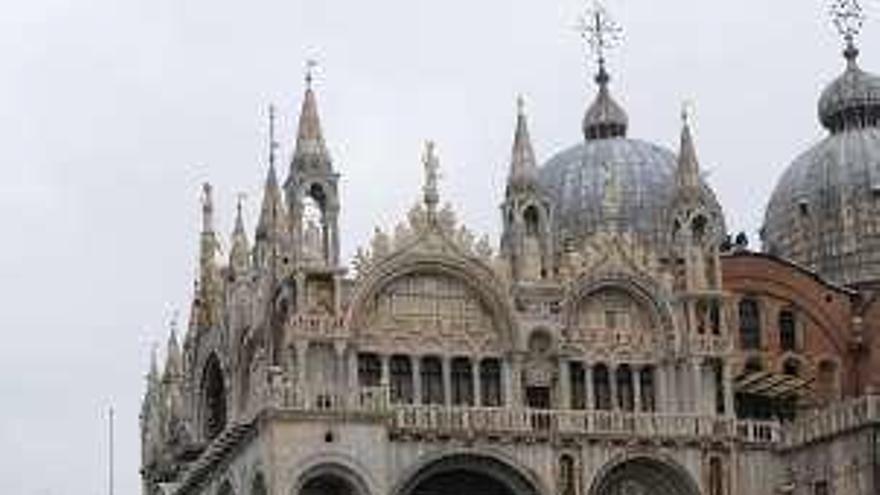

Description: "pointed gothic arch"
201 353 227 441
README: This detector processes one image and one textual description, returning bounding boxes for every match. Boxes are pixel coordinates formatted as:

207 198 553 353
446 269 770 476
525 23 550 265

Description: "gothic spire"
230 195 251 273
163 315 183 380
198 183 220 329
257 104 287 245
291 61 331 172
507 96 539 192
676 106 701 193
148 342 160 387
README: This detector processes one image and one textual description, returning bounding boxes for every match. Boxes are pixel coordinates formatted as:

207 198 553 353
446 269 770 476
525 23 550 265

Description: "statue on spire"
422 141 440 217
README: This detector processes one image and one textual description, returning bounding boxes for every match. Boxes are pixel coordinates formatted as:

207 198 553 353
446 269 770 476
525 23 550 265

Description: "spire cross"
305 59 319 89
576 1 623 82
236 192 247 215
830 0 866 57
681 99 695 126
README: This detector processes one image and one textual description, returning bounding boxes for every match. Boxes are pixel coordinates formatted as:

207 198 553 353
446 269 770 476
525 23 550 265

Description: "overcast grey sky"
1 0 878 493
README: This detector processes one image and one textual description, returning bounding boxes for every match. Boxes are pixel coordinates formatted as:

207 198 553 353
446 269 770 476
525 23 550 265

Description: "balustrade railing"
263 384 784 446
780 395 880 449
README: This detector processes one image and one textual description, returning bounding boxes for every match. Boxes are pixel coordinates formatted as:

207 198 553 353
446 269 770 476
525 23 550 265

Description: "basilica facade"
140 14 880 495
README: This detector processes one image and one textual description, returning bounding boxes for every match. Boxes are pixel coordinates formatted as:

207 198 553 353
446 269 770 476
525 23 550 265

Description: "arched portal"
589 457 699 495
395 454 541 495
300 475 358 495
295 464 370 495
202 353 227 441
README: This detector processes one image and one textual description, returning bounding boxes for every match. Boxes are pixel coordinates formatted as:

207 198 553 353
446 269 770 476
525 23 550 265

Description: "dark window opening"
420 356 444 405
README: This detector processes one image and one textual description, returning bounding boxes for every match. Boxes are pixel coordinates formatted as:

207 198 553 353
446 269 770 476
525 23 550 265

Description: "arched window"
709 457 724 495
357 354 381 387
251 473 268 495
593 364 611 410
202 354 227 441
569 362 587 410
451 357 474 406
783 358 800 377
420 356 443 405
558 455 578 495
691 215 707 244
739 299 762 350
390 355 413 404
479 358 502 407
523 205 541 236
616 365 634 411
639 366 656 412
779 310 797 352
217 480 234 495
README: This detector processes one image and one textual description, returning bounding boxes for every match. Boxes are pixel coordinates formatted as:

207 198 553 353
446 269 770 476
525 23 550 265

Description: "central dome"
539 138 678 244
538 69 722 247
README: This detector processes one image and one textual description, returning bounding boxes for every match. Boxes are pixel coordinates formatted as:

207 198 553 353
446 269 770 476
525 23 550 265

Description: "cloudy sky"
1 0 878 493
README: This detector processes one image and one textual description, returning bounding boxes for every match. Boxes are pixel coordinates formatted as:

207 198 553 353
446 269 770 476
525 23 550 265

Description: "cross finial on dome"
576 1 623 86
830 0 866 64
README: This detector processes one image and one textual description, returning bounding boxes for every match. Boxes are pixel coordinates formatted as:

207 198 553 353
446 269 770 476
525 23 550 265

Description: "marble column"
633 366 643 412
295 341 308 407
584 364 595 410
412 356 422 405
723 361 735 416
609 363 619 411
559 359 571 409
692 358 703 414
442 356 452 407
472 359 482 407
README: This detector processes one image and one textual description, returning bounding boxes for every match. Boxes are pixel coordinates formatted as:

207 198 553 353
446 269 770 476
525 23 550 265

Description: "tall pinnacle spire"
507 96 539 192
292 60 331 171
230 195 251 273
676 104 701 193
164 313 183 380
258 104 287 244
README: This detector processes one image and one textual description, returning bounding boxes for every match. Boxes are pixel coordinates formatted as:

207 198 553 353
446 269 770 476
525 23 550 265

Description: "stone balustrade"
264 382 781 446
780 394 880 449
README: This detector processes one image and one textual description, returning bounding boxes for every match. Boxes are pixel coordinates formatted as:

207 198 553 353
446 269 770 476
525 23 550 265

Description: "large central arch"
393 454 542 495
588 456 700 495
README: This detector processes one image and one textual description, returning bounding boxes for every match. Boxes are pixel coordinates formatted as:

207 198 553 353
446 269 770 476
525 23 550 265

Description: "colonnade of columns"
287 341 735 416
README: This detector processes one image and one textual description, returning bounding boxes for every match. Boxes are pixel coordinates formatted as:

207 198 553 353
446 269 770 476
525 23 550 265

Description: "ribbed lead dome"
539 71 722 247
763 44 880 286
818 45 880 132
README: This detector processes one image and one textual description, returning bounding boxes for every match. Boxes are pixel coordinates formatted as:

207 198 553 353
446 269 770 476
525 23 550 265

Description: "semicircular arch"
587 454 699 495
346 253 518 352
391 451 545 495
